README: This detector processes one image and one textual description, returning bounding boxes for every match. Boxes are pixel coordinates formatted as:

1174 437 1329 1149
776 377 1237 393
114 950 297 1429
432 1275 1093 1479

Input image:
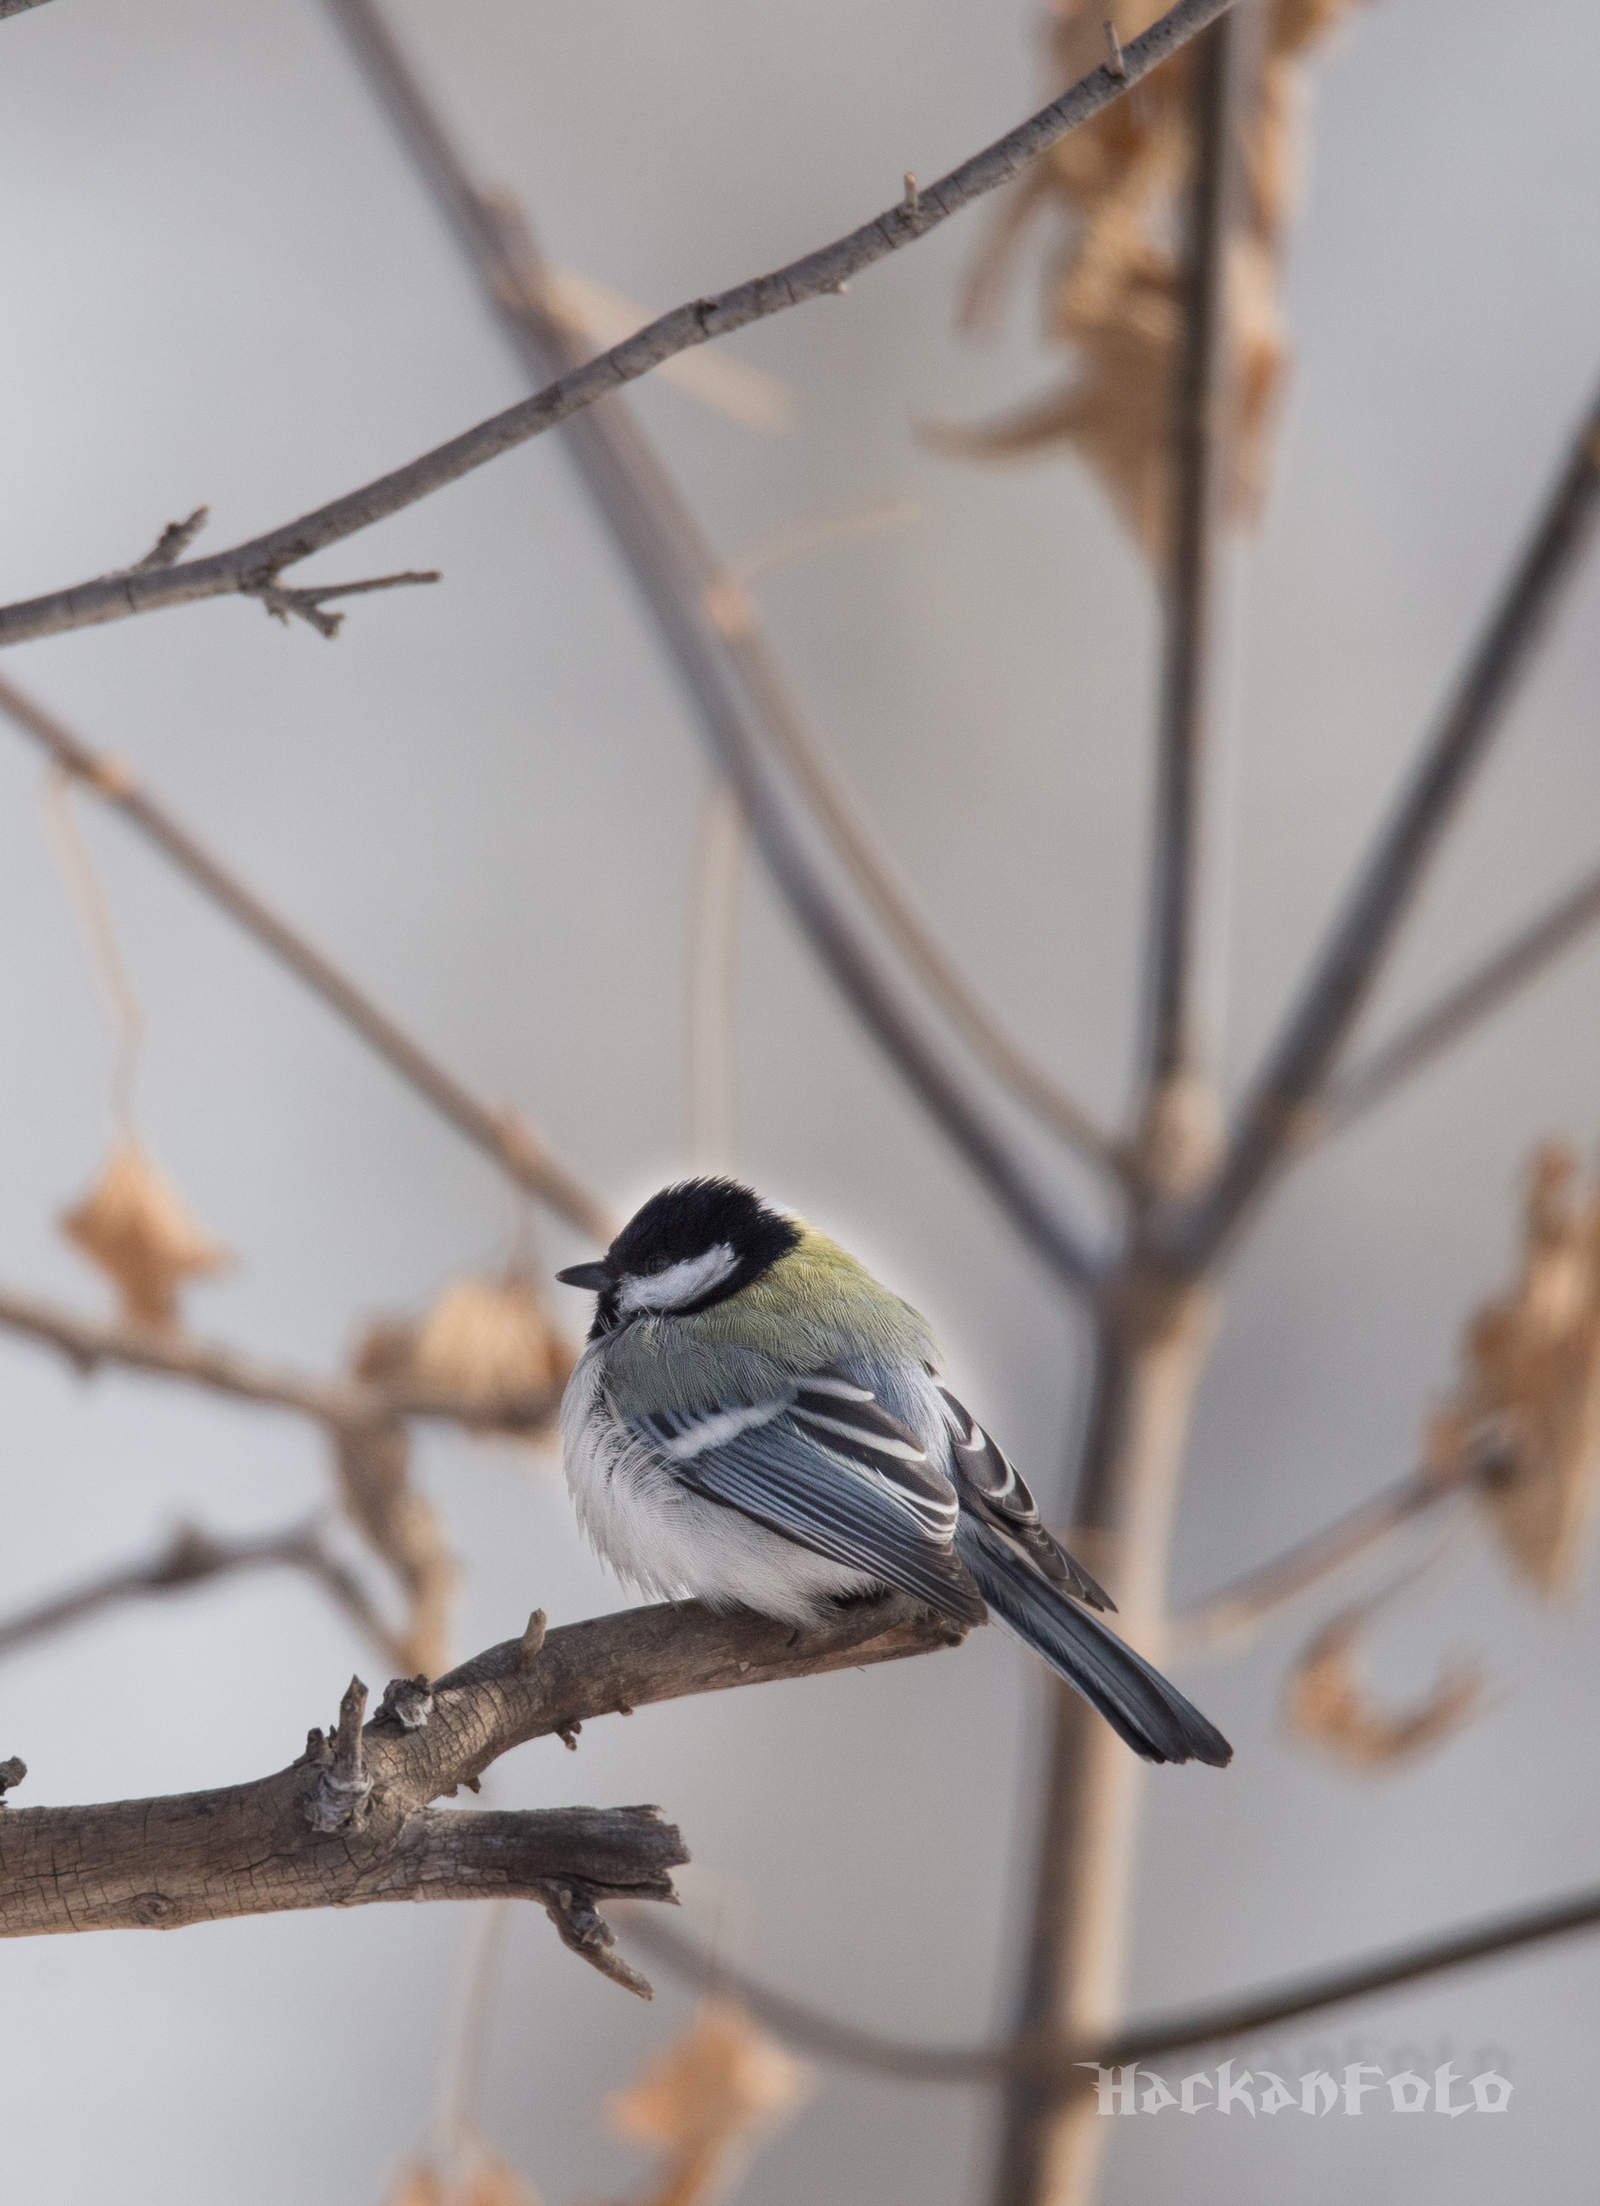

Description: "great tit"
557 1177 1231 1767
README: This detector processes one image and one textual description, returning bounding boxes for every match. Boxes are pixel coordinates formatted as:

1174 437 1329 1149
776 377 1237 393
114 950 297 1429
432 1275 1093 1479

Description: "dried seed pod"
609 1998 810 2206
352 1271 574 1441
59 1140 231 1328
932 0 1370 560
1434 1144 1600 1596
412 1274 569 1405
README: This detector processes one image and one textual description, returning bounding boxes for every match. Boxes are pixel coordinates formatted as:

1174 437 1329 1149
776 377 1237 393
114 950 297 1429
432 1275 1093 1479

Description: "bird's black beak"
556 1260 611 1292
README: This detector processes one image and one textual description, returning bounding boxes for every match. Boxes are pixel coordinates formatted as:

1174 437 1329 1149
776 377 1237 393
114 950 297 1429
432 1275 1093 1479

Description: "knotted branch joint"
304 1675 373 1832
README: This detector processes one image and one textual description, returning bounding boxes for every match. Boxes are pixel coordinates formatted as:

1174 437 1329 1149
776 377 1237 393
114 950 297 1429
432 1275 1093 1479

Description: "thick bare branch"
320 0 1108 1287
0 1594 961 1980
1166 374 1600 1272
0 1516 405 1667
0 0 1237 654
1316 857 1600 1138
0 1277 560 1436
0 673 613 1241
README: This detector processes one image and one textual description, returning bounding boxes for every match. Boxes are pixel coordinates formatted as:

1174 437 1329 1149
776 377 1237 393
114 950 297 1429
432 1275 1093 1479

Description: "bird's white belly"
560 1354 878 1624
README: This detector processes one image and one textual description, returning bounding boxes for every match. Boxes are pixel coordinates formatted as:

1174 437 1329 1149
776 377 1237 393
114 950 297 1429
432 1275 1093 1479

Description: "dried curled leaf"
933 0 1369 559
354 1270 574 1439
59 1140 231 1327
1430 1143 1600 1596
1285 1599 1482 1769
609 1998 811 2206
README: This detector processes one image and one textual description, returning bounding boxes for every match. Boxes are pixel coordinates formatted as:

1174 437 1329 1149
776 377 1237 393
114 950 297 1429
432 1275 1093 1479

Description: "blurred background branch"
1317 857 1600 1139
0 672 613 1240
323 0 1114 1280
621 1868 1600 2085
0 1514 405 1668
1168 370 1600 1273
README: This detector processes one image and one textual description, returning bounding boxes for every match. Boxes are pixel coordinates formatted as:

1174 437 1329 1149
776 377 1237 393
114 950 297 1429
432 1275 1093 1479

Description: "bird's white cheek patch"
617 1242 738 1315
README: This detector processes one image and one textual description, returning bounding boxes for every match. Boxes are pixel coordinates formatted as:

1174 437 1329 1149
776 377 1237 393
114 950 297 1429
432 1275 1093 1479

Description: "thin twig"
0 1516 405 1667
1167 374 1600 1271
0 1276 561 1435
250 566 439 639
319 0 1109 1286
540 264 797 434
729 494 920 587
432 1898 518 2178
0 0 1238 653
129 506 210 573
1167 1459 1478 1659
1103 1882 1600 2066
1316 857 1600 1138
625 1875 1600 2086
0 1281 483 1672
712 553 1121 1170
1142 12 1240 1093
0 673 613 1241
40 768 144 1137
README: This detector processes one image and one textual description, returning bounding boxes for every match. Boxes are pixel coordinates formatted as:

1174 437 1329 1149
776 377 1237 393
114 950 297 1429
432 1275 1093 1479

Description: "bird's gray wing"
935 1385 1115 1612
631 1370 986 1626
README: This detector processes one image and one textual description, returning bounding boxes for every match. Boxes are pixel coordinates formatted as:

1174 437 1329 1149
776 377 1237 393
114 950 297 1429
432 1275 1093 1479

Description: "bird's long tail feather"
958 1522 1232 1766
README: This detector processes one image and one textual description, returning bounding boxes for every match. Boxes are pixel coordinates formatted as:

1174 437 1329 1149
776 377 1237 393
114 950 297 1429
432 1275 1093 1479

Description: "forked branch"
0 1276 561 1435
0 1515 404 1667
322 0 1110 1282
0 1594 963 1988
0 0 1240 652
1167 374 1600 1270
1317 855 1600 1138
1168 1455 1482 1658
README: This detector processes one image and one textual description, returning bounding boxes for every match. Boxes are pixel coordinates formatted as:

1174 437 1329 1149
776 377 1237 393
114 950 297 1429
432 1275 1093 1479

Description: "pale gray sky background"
2 1 1599 2201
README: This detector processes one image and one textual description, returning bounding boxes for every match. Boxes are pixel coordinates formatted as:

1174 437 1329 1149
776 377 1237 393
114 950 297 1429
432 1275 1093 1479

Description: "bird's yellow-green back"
597 1221 938 1416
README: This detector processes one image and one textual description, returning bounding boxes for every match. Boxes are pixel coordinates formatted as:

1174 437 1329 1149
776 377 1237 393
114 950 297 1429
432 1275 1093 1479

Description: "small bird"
557 1178 1231 1767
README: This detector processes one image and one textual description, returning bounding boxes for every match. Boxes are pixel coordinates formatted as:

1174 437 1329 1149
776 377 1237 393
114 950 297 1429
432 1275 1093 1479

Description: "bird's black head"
557 1177 801 1336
